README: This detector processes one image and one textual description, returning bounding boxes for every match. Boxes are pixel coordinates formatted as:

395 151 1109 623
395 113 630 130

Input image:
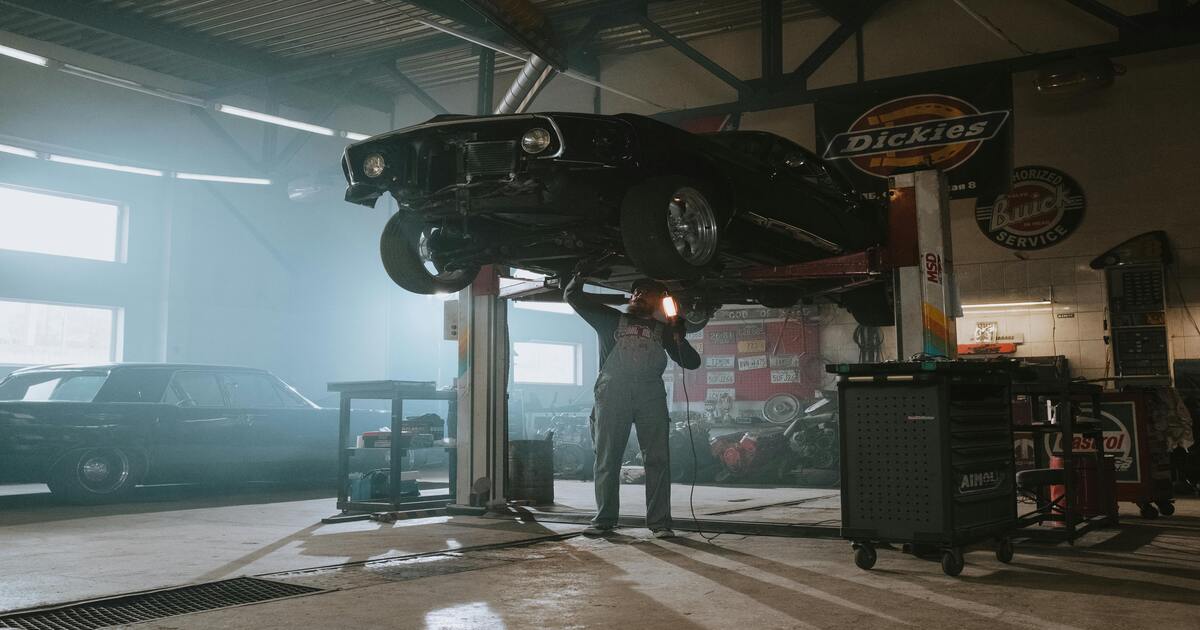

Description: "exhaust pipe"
493 54 555 114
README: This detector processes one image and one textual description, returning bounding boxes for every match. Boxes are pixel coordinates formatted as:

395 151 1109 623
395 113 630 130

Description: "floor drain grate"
0 577 322 630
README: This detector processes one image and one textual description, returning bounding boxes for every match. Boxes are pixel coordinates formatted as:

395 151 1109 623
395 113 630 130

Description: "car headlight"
520 128 552 154
362 153 386 178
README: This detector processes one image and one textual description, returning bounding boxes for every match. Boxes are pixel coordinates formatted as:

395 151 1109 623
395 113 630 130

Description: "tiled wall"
956 249 1200 380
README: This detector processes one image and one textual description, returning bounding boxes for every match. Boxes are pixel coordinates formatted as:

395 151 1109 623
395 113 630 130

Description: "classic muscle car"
0 364 412 502
342 113 890 325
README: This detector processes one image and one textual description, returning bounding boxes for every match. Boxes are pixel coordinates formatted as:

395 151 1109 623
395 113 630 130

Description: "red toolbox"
1041 390 1176 517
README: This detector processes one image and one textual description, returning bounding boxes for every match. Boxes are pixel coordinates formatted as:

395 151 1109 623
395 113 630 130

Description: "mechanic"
565 273 702 538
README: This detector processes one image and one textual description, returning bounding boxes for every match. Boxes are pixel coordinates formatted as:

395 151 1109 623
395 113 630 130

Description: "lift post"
889 170 959 360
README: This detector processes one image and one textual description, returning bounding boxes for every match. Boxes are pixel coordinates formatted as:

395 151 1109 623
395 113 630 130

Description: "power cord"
681 374 720 542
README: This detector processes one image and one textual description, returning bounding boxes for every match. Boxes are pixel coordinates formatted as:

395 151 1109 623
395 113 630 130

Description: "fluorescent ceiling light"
175 172 271 185
215 104 335 136
344 132 371 141
47 154 163 177
0 143 38 158
962 300 1052 309
0 44 49 66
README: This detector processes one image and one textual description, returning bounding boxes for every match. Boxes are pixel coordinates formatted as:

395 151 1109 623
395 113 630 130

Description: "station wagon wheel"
380 212 478 295
621 177 724 280
48 447 145 504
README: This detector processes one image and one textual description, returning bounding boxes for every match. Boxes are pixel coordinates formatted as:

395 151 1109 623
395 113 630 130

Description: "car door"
221 371 330 480
761 138 876 253
153 370 250 483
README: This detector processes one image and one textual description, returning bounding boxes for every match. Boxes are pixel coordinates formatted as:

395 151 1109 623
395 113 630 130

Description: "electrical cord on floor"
681 375 720 543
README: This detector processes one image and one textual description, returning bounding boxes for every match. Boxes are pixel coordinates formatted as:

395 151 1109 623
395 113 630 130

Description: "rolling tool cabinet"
828 361 1017 576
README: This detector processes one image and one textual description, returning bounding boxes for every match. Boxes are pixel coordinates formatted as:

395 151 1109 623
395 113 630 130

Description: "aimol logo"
822 94 1010 178
957 470 1003 494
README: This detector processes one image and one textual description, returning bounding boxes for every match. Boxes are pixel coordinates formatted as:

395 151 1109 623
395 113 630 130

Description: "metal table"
327 380 457 515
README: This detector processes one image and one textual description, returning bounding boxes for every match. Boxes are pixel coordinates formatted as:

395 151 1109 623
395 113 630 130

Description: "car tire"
621 177 723 280
47 447 145 504
380 212 478 295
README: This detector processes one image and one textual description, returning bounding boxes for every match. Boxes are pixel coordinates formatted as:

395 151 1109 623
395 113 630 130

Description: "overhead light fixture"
343 131 371 141
0 43 49 67
961 300 1052 309
215 104 335 136
0 143 38 158
47 154 163 177
174 172 271 185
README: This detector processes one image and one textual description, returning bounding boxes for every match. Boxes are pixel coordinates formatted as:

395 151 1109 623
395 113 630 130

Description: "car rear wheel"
380 212 478 295
621 178 722 280
48 447 145 504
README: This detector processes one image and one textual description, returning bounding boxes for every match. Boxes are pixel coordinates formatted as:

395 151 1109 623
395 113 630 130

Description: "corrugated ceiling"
0 0 828 105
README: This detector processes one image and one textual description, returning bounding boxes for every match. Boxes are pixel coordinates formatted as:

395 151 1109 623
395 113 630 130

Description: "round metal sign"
975 165 1085 250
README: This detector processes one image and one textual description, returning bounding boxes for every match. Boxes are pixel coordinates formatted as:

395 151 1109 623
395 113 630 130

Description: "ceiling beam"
657 17 1200 124
762 0 784 84
1061 0 1143 31
383 63 451 114
638 16 750 95
792 1 888 78
457 0 568 68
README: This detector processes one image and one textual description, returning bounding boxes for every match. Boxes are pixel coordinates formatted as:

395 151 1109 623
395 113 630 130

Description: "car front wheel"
380 213 479 295
48 447 145 503
621 178 722 280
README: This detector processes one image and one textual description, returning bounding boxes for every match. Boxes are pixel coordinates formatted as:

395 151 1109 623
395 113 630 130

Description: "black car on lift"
342 112 889 325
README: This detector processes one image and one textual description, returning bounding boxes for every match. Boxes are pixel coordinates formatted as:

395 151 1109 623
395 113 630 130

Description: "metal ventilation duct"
494 54 555 114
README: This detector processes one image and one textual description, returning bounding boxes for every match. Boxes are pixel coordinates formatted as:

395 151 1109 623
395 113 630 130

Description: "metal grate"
464 140 517 177
0 577 322 630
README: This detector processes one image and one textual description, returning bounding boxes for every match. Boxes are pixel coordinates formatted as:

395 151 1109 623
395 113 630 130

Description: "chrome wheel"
665 187 718 265
417 228 468 283
75 449 131 494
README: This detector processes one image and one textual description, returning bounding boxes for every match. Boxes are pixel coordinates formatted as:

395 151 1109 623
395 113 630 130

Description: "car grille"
465 140 516 177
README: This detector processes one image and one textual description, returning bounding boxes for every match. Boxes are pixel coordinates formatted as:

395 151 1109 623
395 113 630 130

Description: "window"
513 341 580 385
165 372 225 407
222 372 285 408
0 300 120 365
0 370 108 402
0 185 124 262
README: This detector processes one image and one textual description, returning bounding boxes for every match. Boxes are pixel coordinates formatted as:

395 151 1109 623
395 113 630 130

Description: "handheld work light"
661 295 678 319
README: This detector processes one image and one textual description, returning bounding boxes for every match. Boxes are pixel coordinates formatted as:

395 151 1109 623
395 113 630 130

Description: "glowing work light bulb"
661 296 678 319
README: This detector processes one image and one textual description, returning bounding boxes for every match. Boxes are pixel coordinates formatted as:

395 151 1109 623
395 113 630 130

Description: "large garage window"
0 300 121 365
0 184 125 262
513 341 580 385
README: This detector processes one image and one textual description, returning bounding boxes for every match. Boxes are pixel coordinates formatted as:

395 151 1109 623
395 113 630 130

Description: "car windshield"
0 371 111 402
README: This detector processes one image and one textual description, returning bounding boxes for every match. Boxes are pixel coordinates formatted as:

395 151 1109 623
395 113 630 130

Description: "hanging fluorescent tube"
174 172 272 185
0 44 49 67
344 131 371 141
961 300 1052 309
47 154 163 177
0 143 38 158
215 104 335 136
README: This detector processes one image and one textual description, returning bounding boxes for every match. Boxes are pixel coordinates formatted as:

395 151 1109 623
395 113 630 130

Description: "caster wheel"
995 538 1014 564
1139 503 1160 519
854 544 877 570
1156 501 1175 516
941 548 964 577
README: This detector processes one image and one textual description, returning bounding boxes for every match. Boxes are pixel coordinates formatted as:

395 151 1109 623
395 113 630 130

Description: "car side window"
165 372 226 407
223 373 284 409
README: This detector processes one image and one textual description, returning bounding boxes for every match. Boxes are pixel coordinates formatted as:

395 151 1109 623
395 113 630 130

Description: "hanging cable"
951 0 1036 56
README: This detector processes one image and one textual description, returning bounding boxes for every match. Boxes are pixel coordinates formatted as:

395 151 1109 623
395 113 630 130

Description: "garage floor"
1 486 1198 629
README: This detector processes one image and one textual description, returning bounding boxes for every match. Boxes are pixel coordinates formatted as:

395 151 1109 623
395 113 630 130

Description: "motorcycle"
708 392 841 485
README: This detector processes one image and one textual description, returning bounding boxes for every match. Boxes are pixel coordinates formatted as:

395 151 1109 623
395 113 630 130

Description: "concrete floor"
1 485 1198 629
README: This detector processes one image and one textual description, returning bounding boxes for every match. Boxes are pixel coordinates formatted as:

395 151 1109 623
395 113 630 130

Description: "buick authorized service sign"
816 75 1013 201
975 165 1085 250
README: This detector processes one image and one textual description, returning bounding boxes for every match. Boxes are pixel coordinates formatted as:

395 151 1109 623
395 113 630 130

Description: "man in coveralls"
565 274 702 538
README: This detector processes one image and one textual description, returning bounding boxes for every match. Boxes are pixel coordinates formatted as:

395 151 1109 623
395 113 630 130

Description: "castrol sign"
1042 401 1140 483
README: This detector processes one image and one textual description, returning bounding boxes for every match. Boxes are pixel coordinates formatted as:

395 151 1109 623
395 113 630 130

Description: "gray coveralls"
591 315 672 530
564 275 700 531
